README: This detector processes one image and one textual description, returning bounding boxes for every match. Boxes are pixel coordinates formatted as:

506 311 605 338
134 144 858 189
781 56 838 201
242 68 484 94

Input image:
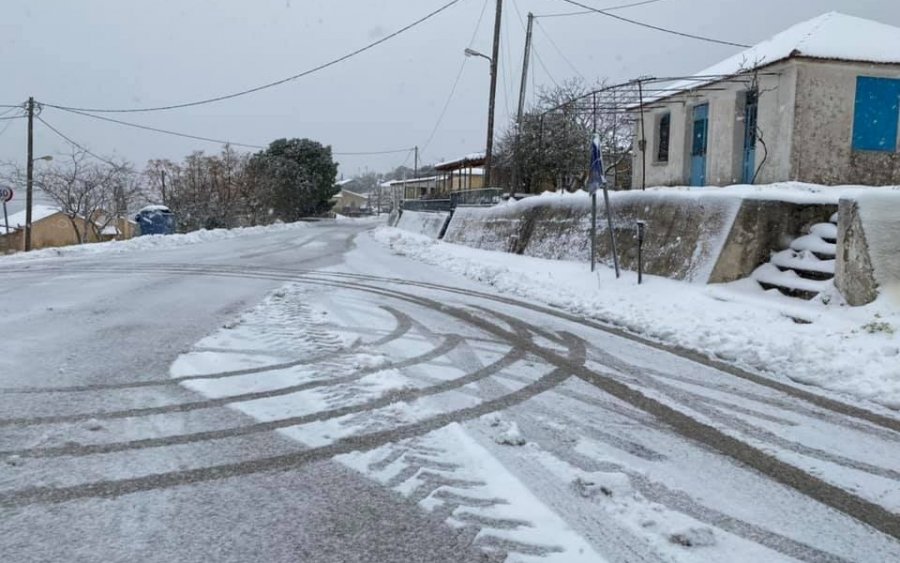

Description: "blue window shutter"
853 76 900 152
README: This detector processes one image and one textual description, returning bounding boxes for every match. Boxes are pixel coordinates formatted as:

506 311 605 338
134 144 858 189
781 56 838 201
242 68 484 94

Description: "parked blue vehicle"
135 205 176 236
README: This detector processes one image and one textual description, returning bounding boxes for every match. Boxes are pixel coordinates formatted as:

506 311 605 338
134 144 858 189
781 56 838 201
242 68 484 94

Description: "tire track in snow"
0 335 463 427
0 348 526 459
3 263 899 540
0 306 413 395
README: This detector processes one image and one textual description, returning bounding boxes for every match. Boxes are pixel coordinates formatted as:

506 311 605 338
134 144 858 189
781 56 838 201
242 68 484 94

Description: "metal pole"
3 201 9 238
25 97 34 252
636 220 646 284
602 183 620 278
483 0 503 188
590 192 597 272
510 11 533 199
638 80 647 191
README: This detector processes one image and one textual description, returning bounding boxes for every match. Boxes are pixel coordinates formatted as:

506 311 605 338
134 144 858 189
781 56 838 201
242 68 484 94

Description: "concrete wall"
443 192 843 287
836 191 900 306
634 62 796 188
792 59 900 185
395 210 451 239
445 192 743 282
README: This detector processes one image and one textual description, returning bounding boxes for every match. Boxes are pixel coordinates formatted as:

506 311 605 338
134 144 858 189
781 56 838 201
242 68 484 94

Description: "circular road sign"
0 187 13 203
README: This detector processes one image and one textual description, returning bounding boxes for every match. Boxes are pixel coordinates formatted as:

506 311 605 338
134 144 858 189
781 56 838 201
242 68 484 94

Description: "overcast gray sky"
1 0 898 184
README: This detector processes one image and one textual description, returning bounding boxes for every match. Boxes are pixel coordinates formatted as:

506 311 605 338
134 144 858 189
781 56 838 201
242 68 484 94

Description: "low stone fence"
395 210 451 239
442 188 841 285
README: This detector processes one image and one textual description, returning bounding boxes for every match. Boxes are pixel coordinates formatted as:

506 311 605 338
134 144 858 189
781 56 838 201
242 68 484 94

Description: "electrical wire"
420 0 492 158
555 0 750 47
46 106 413 156
36 116 123 168
536 0 665 19
48 106 266 149
40 0 466 114
535 19 586 80
333 148 415 156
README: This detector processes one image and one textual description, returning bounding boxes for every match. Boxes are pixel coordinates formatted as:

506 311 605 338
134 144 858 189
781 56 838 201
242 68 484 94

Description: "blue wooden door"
690 104 709 186
742 91 758 184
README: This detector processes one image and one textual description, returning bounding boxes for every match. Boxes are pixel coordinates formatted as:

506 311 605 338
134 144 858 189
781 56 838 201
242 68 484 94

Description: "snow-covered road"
1 220 899 562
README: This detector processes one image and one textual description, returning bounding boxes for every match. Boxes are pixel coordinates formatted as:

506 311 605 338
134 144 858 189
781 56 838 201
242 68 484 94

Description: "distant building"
631 12 900 187
434 153 486 194
388 176 441 200
0 205 104 252
331 189 370 215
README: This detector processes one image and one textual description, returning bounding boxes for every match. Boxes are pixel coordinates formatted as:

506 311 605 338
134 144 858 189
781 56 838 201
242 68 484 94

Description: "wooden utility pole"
483 0 503 188
510 11 534 198
24 97 34 252
414 146 419 179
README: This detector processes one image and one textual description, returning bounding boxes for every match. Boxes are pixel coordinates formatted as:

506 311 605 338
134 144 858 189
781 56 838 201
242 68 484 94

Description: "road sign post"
0 187 13 238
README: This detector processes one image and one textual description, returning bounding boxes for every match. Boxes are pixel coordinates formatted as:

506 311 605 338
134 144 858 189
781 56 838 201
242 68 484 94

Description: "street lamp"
465 45 500 188
464 48 492 63
24 154 53 251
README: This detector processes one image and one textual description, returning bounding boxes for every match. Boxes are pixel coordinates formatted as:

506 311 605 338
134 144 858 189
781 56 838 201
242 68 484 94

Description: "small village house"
330 188 371 215
632 12 900 188
0 205 101 252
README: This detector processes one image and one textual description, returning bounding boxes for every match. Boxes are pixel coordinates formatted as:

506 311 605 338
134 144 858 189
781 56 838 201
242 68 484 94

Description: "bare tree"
36 149 139 243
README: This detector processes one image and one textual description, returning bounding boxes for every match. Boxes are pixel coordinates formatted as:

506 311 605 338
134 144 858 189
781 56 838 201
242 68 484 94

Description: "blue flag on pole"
588 133 606 195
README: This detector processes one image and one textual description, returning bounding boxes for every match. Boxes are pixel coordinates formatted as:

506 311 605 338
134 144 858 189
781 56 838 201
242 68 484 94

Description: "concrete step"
752 263 833 301
770 249 835 281
758 281 821 301
774 264 834 281
810 222 837 244
791 234 836 259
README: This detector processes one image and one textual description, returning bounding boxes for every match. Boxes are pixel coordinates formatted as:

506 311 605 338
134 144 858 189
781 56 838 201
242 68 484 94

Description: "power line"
535 19 586 80
333 148 415 156
45 106 409 156
40 0 466 114
536 0 665 18
421 0 492 158
49 106 266 149
555 0 751 48
36 115 123 168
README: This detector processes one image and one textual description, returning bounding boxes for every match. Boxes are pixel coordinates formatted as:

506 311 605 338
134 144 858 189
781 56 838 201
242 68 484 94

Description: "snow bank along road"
1 220 899 562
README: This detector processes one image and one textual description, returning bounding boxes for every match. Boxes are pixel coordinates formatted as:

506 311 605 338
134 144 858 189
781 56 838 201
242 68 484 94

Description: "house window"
656 113 671 162
852 76 900 152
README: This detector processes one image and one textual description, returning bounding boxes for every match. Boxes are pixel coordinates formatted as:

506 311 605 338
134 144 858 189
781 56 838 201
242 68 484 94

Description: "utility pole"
483 0 503 188
24 97 35 252
160 169 168 205
510 11 534 198
414 146 419 179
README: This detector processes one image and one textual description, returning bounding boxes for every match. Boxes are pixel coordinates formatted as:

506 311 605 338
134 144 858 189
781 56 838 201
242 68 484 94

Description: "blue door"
690 104 709 186
742 91 758 184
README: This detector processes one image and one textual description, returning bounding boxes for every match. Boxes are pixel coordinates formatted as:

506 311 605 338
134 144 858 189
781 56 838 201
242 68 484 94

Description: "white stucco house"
632 12 900 188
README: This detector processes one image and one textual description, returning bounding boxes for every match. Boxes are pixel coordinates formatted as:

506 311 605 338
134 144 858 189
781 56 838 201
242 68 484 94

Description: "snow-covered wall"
443 184 849 286
836 189 900 306
395 210 450 239
445 190 742 283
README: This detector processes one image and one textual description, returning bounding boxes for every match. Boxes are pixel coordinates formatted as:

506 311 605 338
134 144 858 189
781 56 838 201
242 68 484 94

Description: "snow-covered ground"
0 221 313 264
371 226 900 410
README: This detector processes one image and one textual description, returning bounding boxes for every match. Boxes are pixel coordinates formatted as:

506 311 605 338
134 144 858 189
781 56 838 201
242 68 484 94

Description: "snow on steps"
752 219 838 300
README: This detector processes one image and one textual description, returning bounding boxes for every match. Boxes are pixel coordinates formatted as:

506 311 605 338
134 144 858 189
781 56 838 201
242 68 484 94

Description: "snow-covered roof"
139 204 172 214
435 152 486 171
388 176 441 186
335 178 354 187
1 204 61 234
337 189 368 199
645 12 900 105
